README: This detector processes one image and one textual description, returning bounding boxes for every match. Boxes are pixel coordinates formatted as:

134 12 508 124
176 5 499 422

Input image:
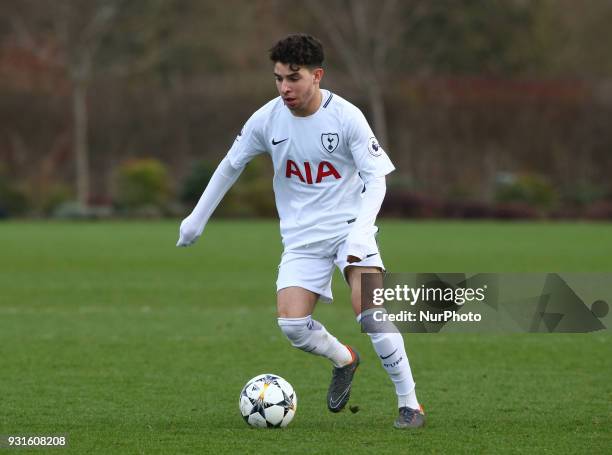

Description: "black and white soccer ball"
239 373 297 428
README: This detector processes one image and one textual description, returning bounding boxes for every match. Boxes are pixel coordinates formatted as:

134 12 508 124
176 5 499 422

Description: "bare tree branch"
304 1 366 86
373 0 400 69
305 0 411 145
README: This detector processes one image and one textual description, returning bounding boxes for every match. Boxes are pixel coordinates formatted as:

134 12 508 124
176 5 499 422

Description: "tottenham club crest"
321 133 339 153
368 136 382 157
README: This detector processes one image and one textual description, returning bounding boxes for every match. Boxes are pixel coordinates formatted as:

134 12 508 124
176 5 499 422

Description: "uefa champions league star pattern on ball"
239 374 297 428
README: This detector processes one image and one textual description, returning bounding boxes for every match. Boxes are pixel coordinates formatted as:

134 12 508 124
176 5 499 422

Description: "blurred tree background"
0 0 611 218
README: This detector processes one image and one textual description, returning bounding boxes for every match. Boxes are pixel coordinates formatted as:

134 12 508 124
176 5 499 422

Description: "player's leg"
345 265 425 428
276 246 358 412
277 286 318 318
276 286 353 367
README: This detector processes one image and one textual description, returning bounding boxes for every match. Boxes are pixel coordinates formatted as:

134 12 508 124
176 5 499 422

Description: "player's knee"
277 316 317 350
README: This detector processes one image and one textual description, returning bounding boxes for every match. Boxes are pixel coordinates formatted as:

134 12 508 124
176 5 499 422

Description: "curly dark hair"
269 33 324 69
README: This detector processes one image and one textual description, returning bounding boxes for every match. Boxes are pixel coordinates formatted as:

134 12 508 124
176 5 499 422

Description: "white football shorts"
276 233 385 303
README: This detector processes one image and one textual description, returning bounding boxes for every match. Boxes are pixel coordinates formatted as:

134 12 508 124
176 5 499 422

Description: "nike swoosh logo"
380 348 398 360
271 138 288 145
329 385 351 409
366 253 378 258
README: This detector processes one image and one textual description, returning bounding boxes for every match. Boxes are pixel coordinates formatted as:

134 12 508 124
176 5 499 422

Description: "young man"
177 34 424 429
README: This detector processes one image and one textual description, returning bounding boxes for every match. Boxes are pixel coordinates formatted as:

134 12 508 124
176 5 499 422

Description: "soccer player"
177 34 424 429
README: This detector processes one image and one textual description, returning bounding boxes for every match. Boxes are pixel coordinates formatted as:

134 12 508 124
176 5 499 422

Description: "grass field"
1 220 611 454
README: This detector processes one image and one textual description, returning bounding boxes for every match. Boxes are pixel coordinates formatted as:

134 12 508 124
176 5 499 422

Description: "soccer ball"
239 374 297 428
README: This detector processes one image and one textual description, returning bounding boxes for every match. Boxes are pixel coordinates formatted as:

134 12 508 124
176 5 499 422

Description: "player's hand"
176 214 204 247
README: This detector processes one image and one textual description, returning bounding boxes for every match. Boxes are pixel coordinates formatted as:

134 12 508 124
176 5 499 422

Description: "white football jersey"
226 89 395 249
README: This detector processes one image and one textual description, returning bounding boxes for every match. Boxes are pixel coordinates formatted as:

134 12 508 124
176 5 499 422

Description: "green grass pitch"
1 220 610 453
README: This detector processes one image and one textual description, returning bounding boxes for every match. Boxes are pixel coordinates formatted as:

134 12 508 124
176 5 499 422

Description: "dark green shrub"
227 156 275 217
495 173 558 212
179 160 216 205
114 158 171 213
41 183 74 216
0 167 29 217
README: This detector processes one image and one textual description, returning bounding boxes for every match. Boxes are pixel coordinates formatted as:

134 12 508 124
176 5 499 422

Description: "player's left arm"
345 176 387 263
345 106 396 262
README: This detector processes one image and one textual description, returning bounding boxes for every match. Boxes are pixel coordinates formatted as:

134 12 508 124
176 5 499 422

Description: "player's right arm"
176 157 244 246
176 109 268 247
